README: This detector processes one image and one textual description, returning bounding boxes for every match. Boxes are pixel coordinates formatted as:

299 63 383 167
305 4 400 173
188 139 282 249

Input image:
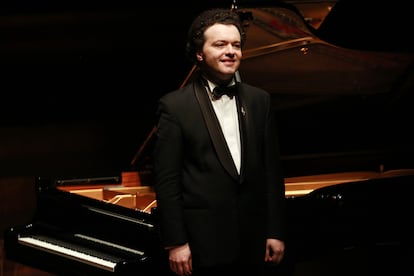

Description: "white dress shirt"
205 79 241 174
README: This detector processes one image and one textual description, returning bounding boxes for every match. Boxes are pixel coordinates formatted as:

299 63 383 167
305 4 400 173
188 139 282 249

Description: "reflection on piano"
4 173 171 275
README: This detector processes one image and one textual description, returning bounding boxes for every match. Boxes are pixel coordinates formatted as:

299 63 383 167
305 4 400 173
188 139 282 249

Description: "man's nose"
226 44 236 54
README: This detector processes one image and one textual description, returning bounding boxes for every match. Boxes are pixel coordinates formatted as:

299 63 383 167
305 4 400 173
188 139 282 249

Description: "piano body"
4 172 170 275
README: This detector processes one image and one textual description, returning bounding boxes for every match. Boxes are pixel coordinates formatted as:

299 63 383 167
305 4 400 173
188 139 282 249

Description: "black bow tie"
212 85 237 100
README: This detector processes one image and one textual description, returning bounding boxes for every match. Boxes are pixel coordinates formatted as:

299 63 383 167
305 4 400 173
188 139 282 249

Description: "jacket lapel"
193 78 239 180
236 84 247 184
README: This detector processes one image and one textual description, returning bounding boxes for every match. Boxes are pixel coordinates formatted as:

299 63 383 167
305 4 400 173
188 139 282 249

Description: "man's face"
197 23 242 84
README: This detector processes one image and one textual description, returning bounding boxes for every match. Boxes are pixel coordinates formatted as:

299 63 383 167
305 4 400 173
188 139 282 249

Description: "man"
153 8 286 276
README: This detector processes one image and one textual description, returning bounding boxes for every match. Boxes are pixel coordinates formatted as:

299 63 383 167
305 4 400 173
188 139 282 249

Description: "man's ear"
196 52 203 61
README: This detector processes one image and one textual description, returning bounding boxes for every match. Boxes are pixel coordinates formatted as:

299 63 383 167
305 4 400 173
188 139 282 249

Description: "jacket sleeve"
264 94 286 241
153 94 188 247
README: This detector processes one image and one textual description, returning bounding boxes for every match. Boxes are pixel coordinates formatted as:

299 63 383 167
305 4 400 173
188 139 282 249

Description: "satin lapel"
193 80 239 180
236 82 247 183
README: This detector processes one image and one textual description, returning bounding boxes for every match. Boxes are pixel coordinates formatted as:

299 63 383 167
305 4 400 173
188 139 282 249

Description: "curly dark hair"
185 8 246 64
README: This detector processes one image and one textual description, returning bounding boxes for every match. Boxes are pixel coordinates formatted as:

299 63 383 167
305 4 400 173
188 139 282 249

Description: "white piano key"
18 236 117 272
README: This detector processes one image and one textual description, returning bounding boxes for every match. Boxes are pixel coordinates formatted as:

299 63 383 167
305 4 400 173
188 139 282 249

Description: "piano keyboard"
17 234 142 272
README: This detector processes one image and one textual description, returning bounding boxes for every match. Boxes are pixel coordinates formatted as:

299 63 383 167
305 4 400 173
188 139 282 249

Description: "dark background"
1 0 413 178
0 0 237 177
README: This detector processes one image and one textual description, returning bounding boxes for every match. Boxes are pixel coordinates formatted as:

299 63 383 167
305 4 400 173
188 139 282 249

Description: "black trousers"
192 262 289 276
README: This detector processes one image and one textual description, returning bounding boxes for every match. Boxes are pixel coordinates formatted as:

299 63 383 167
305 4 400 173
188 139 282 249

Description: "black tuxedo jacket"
153 73 286 268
